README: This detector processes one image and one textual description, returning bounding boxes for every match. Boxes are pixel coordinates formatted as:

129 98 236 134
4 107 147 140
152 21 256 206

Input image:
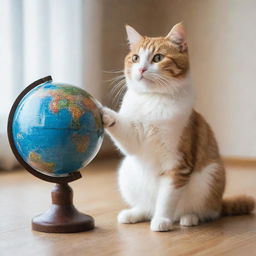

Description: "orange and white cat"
102 23 255 232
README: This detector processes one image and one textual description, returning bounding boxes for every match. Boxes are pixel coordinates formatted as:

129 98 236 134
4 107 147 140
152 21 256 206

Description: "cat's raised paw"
150 217 173 232
102 107 116 128
180 214 199 227
118 209 148 224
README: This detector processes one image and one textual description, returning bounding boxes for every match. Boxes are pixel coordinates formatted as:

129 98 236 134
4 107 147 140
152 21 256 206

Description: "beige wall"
98 0 256 158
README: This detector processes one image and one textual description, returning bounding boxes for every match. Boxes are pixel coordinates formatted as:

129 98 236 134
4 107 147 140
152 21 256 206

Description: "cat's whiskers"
103 69 124 74
146 72 169 87
111 78 125 94
112 82 126 108
144 71 183 97
107 74 126 84
108 72 127 108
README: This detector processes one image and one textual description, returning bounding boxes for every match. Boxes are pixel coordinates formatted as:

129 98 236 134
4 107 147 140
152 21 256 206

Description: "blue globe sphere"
12 81 104 176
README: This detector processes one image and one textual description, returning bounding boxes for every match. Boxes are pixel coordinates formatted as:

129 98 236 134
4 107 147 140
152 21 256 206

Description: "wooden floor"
0 158 256 256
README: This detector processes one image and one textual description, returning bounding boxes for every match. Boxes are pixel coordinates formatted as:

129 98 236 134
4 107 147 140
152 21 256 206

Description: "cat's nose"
139 67 147 74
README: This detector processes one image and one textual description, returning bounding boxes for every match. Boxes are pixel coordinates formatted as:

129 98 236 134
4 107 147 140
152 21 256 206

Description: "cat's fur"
102 23 255 231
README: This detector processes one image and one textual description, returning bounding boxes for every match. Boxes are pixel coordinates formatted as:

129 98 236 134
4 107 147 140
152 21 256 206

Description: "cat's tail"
221 195 255 216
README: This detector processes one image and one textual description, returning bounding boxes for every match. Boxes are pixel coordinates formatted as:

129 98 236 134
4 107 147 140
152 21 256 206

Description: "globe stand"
32 183 94 233
8 76 96 233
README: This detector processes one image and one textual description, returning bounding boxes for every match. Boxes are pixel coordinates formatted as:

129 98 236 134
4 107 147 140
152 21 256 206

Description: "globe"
11 80 104 177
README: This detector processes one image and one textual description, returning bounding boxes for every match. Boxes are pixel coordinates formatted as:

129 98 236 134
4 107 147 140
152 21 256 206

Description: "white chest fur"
119 89 193 172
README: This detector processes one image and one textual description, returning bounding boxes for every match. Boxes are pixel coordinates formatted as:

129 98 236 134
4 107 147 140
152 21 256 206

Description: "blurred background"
1 0 256 170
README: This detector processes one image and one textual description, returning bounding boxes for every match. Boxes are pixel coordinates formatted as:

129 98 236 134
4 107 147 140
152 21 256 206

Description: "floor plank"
0 158 255 256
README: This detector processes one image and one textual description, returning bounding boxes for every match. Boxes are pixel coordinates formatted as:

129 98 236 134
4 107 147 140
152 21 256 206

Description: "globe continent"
12 82 104 176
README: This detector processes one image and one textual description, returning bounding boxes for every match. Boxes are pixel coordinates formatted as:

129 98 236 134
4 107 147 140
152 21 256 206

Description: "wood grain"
0 158 255 256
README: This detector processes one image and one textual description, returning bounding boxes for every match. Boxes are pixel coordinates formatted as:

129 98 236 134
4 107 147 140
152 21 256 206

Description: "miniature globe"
11 80 104 177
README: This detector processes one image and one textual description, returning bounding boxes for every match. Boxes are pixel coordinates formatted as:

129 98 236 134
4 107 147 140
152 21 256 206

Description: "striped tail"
221 195 255 216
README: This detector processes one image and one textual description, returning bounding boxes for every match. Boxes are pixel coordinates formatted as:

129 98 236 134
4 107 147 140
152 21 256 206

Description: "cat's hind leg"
180 213 199 226
118 207 150 224
177 163 224 227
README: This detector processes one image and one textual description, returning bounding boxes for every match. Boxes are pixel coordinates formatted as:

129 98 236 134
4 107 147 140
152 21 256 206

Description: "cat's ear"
125 25 143 47
166 23 187 52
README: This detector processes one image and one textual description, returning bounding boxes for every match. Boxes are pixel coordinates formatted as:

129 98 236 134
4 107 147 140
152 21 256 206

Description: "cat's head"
124 23 190 95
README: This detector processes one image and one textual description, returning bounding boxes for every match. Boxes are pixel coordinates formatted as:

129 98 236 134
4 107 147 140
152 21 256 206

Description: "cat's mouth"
138 74 149 82
139 75 145 81
135 72 154 84
138 74 155 85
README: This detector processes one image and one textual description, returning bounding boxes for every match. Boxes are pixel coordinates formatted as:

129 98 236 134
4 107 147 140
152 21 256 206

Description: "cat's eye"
152 54 164 63
132 54 139 63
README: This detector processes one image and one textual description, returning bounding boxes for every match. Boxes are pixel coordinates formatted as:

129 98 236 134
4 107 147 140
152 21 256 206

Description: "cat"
102 23 255 232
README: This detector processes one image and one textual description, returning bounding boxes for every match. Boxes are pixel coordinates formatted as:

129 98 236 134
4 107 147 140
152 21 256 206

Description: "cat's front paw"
150 217 173 232
118 209 148 224
102 107 116 128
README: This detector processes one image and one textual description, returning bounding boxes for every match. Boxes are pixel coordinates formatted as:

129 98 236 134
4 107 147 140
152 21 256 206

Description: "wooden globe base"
32 183 94 233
